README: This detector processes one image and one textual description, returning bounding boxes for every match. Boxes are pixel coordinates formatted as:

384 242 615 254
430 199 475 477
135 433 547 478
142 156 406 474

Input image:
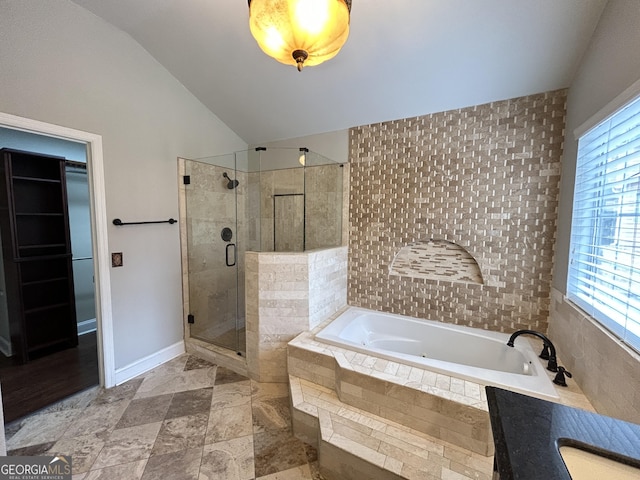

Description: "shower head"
222 172 239 189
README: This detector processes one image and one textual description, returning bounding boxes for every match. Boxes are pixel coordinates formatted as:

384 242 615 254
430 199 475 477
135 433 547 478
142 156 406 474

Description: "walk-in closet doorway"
0 112 114 422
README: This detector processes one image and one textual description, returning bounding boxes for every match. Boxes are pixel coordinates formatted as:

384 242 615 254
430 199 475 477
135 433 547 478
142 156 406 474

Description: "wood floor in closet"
0 332 99 423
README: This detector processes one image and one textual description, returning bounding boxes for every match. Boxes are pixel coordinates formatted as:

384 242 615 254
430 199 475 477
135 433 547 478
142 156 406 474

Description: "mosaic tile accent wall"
348 90 567 333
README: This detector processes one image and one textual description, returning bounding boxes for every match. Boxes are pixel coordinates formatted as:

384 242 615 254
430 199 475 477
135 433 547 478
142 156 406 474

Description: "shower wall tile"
305 164 345 251
348 90 567 333
258 169 305 251
255 165 345 252
246 248 348 382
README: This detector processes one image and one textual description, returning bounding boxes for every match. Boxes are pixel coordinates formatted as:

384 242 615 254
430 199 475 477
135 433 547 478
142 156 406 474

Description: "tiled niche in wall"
389 239 484 284
348 90 567 333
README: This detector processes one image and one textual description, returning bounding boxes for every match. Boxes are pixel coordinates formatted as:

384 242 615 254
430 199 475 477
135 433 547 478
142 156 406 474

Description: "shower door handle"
225 243 236 267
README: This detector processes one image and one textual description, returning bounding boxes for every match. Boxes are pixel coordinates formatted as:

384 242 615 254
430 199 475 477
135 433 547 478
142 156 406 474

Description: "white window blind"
568 94 640 353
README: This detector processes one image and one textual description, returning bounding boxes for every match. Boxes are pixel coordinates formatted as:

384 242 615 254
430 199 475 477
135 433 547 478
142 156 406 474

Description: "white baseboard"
77 318 97 335
0 336 11 357
114 341 185 386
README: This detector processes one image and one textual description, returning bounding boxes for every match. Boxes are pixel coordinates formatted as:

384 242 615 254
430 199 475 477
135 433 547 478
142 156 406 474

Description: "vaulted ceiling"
70 0 608 145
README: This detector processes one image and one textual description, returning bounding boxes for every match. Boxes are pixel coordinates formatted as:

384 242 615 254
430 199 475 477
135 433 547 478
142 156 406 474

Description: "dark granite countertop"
486 386 640 480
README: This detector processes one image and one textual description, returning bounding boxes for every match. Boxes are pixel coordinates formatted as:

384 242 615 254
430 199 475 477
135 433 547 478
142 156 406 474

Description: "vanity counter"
486 386 640 479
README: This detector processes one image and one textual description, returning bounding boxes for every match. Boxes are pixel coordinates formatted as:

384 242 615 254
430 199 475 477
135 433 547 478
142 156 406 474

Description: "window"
567 94 640 353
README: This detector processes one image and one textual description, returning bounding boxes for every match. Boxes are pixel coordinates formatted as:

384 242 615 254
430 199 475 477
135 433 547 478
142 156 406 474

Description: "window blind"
567 94 640 353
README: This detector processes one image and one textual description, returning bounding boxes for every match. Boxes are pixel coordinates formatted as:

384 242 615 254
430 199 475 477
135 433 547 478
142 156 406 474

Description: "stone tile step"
289 375 493 480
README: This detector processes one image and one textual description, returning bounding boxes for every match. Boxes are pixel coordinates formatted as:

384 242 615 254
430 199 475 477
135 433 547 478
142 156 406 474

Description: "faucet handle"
553 366 572 387
547 355 558 372
539 344 550 360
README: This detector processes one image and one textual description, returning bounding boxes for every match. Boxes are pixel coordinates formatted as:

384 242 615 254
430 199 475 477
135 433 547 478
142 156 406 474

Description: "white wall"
0 0 247 370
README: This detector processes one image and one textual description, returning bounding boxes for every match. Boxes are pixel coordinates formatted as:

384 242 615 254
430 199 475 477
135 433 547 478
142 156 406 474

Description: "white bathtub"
315 307 560 401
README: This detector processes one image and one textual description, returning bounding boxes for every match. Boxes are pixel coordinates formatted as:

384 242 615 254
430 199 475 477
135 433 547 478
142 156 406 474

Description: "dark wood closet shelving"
0 148 78 363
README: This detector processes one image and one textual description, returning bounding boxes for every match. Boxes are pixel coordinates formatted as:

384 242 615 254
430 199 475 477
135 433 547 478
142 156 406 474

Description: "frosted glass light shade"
248 0 351 71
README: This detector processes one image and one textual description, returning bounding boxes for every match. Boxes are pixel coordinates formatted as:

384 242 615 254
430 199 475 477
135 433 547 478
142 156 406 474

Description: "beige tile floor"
4 354 323 480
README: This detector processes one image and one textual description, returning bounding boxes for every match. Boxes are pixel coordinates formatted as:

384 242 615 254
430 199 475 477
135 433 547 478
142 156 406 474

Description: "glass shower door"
184 155 243 354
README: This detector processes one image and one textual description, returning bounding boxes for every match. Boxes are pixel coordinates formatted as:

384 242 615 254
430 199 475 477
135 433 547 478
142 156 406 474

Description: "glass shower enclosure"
182 148 344 355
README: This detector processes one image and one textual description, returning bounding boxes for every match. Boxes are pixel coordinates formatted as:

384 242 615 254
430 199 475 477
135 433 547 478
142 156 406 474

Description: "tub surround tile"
331 416 382 452
548 287 639 422
381 453 406 475
327 431 386 468
288 329 494 455
463 382 482 401
435 375 451 391
290 411 319 448
289 318 595 471
319 440 405 480
381 425 444 457
444 446 493 475
293 375 495 480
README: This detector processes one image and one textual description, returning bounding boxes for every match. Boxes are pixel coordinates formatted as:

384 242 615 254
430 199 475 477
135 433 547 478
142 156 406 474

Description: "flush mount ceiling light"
248 0 351 72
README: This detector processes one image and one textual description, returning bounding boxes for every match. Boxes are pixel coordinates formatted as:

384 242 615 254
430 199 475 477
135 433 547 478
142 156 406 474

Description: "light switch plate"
112 252 123 267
